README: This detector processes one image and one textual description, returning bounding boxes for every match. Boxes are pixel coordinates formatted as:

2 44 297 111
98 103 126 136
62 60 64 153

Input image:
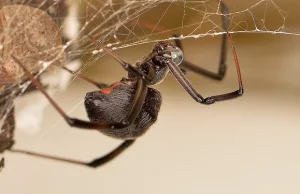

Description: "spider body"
84 41 183 139
9 1 244 168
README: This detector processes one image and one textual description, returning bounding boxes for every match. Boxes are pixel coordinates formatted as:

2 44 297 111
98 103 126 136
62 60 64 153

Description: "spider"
9 1 243 168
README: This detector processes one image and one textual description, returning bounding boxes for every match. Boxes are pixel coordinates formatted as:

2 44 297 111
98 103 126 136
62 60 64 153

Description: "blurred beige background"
1 0 300 194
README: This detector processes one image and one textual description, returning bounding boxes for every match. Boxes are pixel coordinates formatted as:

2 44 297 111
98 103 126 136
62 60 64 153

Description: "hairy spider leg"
166 33 243 104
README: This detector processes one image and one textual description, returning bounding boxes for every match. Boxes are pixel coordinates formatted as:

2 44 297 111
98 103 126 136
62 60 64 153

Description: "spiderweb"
0 0 299 168
66 0 300 77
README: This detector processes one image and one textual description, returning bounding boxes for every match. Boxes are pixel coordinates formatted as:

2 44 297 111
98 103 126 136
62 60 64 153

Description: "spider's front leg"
168 33 243 105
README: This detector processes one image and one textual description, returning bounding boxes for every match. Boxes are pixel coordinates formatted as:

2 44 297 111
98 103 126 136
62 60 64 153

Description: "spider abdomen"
84 80 162 140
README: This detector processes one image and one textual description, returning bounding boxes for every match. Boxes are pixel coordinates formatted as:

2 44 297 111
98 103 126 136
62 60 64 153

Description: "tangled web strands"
77 0 300 58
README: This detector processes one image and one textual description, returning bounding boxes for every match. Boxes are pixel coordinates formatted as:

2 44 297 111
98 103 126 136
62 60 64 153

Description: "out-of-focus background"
1 0 300 194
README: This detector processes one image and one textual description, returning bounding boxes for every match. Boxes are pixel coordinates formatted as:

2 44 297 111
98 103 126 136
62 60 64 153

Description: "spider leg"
174 0 229 80
87 140 135 168
11 55 148 130
167 33 243 105
87 35 153 84
10 140 135 168
61 66 108 89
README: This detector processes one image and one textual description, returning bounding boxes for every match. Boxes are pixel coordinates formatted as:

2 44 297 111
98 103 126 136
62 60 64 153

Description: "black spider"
9 1 243 168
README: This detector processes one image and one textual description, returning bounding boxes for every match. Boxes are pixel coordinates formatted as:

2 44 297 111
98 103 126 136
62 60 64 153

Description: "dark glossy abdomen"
84 81 162 140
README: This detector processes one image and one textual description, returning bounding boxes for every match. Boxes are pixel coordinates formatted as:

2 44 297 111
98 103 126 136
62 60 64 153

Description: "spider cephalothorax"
136 41 184 85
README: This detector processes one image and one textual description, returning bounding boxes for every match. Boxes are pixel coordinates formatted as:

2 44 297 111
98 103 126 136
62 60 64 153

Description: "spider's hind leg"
10 140 135 168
